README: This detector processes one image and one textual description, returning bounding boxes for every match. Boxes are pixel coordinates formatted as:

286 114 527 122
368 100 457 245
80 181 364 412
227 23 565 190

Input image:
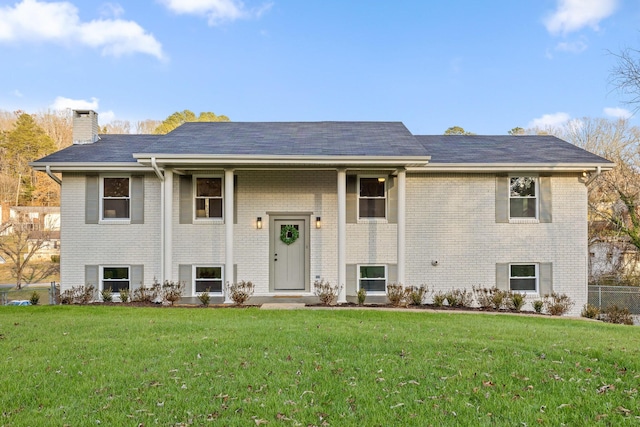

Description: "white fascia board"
407 162 615 173
134 154 431 168
30 162 153 173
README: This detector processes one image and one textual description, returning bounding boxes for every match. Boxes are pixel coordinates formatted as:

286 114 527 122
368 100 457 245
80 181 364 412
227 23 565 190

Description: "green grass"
1 307 639 426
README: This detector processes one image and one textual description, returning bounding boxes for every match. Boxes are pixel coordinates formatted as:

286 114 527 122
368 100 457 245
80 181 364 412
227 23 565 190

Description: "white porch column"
224 168 234 303
397 168 406 285
163 169 173 282
337 168 347 303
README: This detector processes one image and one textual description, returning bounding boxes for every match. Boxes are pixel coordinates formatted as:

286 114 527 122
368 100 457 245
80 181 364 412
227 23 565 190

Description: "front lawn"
0 306 638 426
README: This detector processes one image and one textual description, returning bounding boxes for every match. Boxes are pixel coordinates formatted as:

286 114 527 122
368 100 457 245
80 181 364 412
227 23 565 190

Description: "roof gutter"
584 165 603 186
45 165 62 185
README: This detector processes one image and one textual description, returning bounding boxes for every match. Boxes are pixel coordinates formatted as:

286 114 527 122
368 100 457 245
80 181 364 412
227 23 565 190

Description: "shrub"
313 279 340 306
544 292 574 316
432 291 446 307
357 287 367 306
101 287 113 302
406 285 429 306
473 286 492 309
532 300 544 313
386 283 407 307
227 281 255 305
198 290 211 307
119 288 130 303
29 291 40 306
581 303 600 319
162 280 184 306
132 283 159 303
444 288 473 308
60 284 96 305
50 255 60 263
508 291 526 312
602 305 634 325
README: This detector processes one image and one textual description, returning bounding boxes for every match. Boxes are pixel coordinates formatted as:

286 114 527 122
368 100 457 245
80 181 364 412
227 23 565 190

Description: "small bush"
581 303 600 319
50 255 60 263
387 283 407 307
508 291 526 312
602 305 634 325
227 281 255 305
60 284 96 305
101 287 113 302
29 291 40 305
119 288 130 303
444 288 473 308
432 291 446 307
198 290 211 307
357 287 367 305
132 283 159 303
473 286 492 309
314 279 340 306
544 292 574 316
532 300 544 313
162 280 184 306
406 285 429 306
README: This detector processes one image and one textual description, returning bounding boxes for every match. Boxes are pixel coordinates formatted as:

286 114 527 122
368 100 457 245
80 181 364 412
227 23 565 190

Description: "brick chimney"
72 110 99 144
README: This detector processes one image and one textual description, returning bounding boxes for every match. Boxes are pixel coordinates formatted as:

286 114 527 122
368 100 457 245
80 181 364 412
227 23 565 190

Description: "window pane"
509 198 535 218
361 279 386 292
196 280 222 293
197 178 222 197
103 199 130 219
103 280 130 292
104 178 129 197
360 178 385 197
510 278 536 291
196 267 222 280
511 265 535 277
360 266 385 279
195 199 223 218
510 177 535 197
359 199 385 218
104 267 129 280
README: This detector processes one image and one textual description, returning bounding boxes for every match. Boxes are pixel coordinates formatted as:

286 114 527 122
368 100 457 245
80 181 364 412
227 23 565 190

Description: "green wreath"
280 224 300 245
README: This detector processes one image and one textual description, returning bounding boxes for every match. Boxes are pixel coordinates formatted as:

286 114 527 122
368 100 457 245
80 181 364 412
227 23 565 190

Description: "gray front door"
273 219 306 290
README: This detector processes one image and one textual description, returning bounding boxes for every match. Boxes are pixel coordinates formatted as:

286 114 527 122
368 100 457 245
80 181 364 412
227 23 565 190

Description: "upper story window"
358 177 386 219
195 177 223 220
509 176 537 220
102 177 130 220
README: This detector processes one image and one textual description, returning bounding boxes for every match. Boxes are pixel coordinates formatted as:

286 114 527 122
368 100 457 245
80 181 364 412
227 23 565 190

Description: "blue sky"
1 0 639 134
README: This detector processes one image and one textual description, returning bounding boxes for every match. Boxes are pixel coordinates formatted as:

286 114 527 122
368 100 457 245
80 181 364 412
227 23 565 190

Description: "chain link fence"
588 285 640 314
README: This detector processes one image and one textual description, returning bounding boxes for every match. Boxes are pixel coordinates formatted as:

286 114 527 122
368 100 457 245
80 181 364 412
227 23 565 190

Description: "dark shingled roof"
415 135 612 164
144 121 426 156
35 134 160 163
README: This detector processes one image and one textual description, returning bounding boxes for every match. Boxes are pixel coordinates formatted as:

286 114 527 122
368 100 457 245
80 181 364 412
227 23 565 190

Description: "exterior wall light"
257 217 262 229
316 217 321 229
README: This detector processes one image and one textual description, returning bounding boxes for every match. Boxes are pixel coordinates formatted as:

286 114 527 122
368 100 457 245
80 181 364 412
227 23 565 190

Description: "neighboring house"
0 205 61 262
30 110 614 315
589 237 640 285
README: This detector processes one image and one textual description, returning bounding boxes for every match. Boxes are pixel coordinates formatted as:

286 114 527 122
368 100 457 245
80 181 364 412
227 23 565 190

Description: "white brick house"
31 111 613 314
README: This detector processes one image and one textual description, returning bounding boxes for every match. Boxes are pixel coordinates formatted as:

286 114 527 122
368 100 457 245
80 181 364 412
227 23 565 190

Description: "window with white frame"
359 265 387 293
195 177 223 220
358 177 386 219
509 264 538 292
509 176 537 219
102 177 130 219
102 266 130 293
194 266 223 294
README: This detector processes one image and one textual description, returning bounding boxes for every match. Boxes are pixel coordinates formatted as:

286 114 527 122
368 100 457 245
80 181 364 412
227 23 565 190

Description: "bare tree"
0 220 56 289
610 47 640 112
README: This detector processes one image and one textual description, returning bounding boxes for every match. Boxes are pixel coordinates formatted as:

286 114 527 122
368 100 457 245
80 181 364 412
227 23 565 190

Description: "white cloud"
99 110 116 123
544 0 618 35
99 3 125 18
604 107 632 119
0 0 164 59
51 96 100 111
527 112 571 129
555 40 587 53
160 0 273 26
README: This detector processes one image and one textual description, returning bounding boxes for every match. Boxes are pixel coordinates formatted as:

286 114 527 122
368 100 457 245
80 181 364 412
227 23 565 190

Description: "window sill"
508 218 539 224
357 218 389 224
193 219 224 225
99 219 131 225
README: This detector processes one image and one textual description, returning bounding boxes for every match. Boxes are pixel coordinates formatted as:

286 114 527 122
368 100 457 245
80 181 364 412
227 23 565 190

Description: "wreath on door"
280 224 299 245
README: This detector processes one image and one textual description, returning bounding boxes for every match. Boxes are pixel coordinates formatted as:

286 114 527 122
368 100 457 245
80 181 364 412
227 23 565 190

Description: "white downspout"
151 157 167 284
45 165 62 185
337 168 347 303
224 168 234 303
397 168 406 285
585 166 602 186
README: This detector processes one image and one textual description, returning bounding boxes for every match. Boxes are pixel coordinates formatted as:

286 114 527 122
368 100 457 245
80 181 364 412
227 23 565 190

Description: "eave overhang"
30 162 152 172
408 162 616 173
